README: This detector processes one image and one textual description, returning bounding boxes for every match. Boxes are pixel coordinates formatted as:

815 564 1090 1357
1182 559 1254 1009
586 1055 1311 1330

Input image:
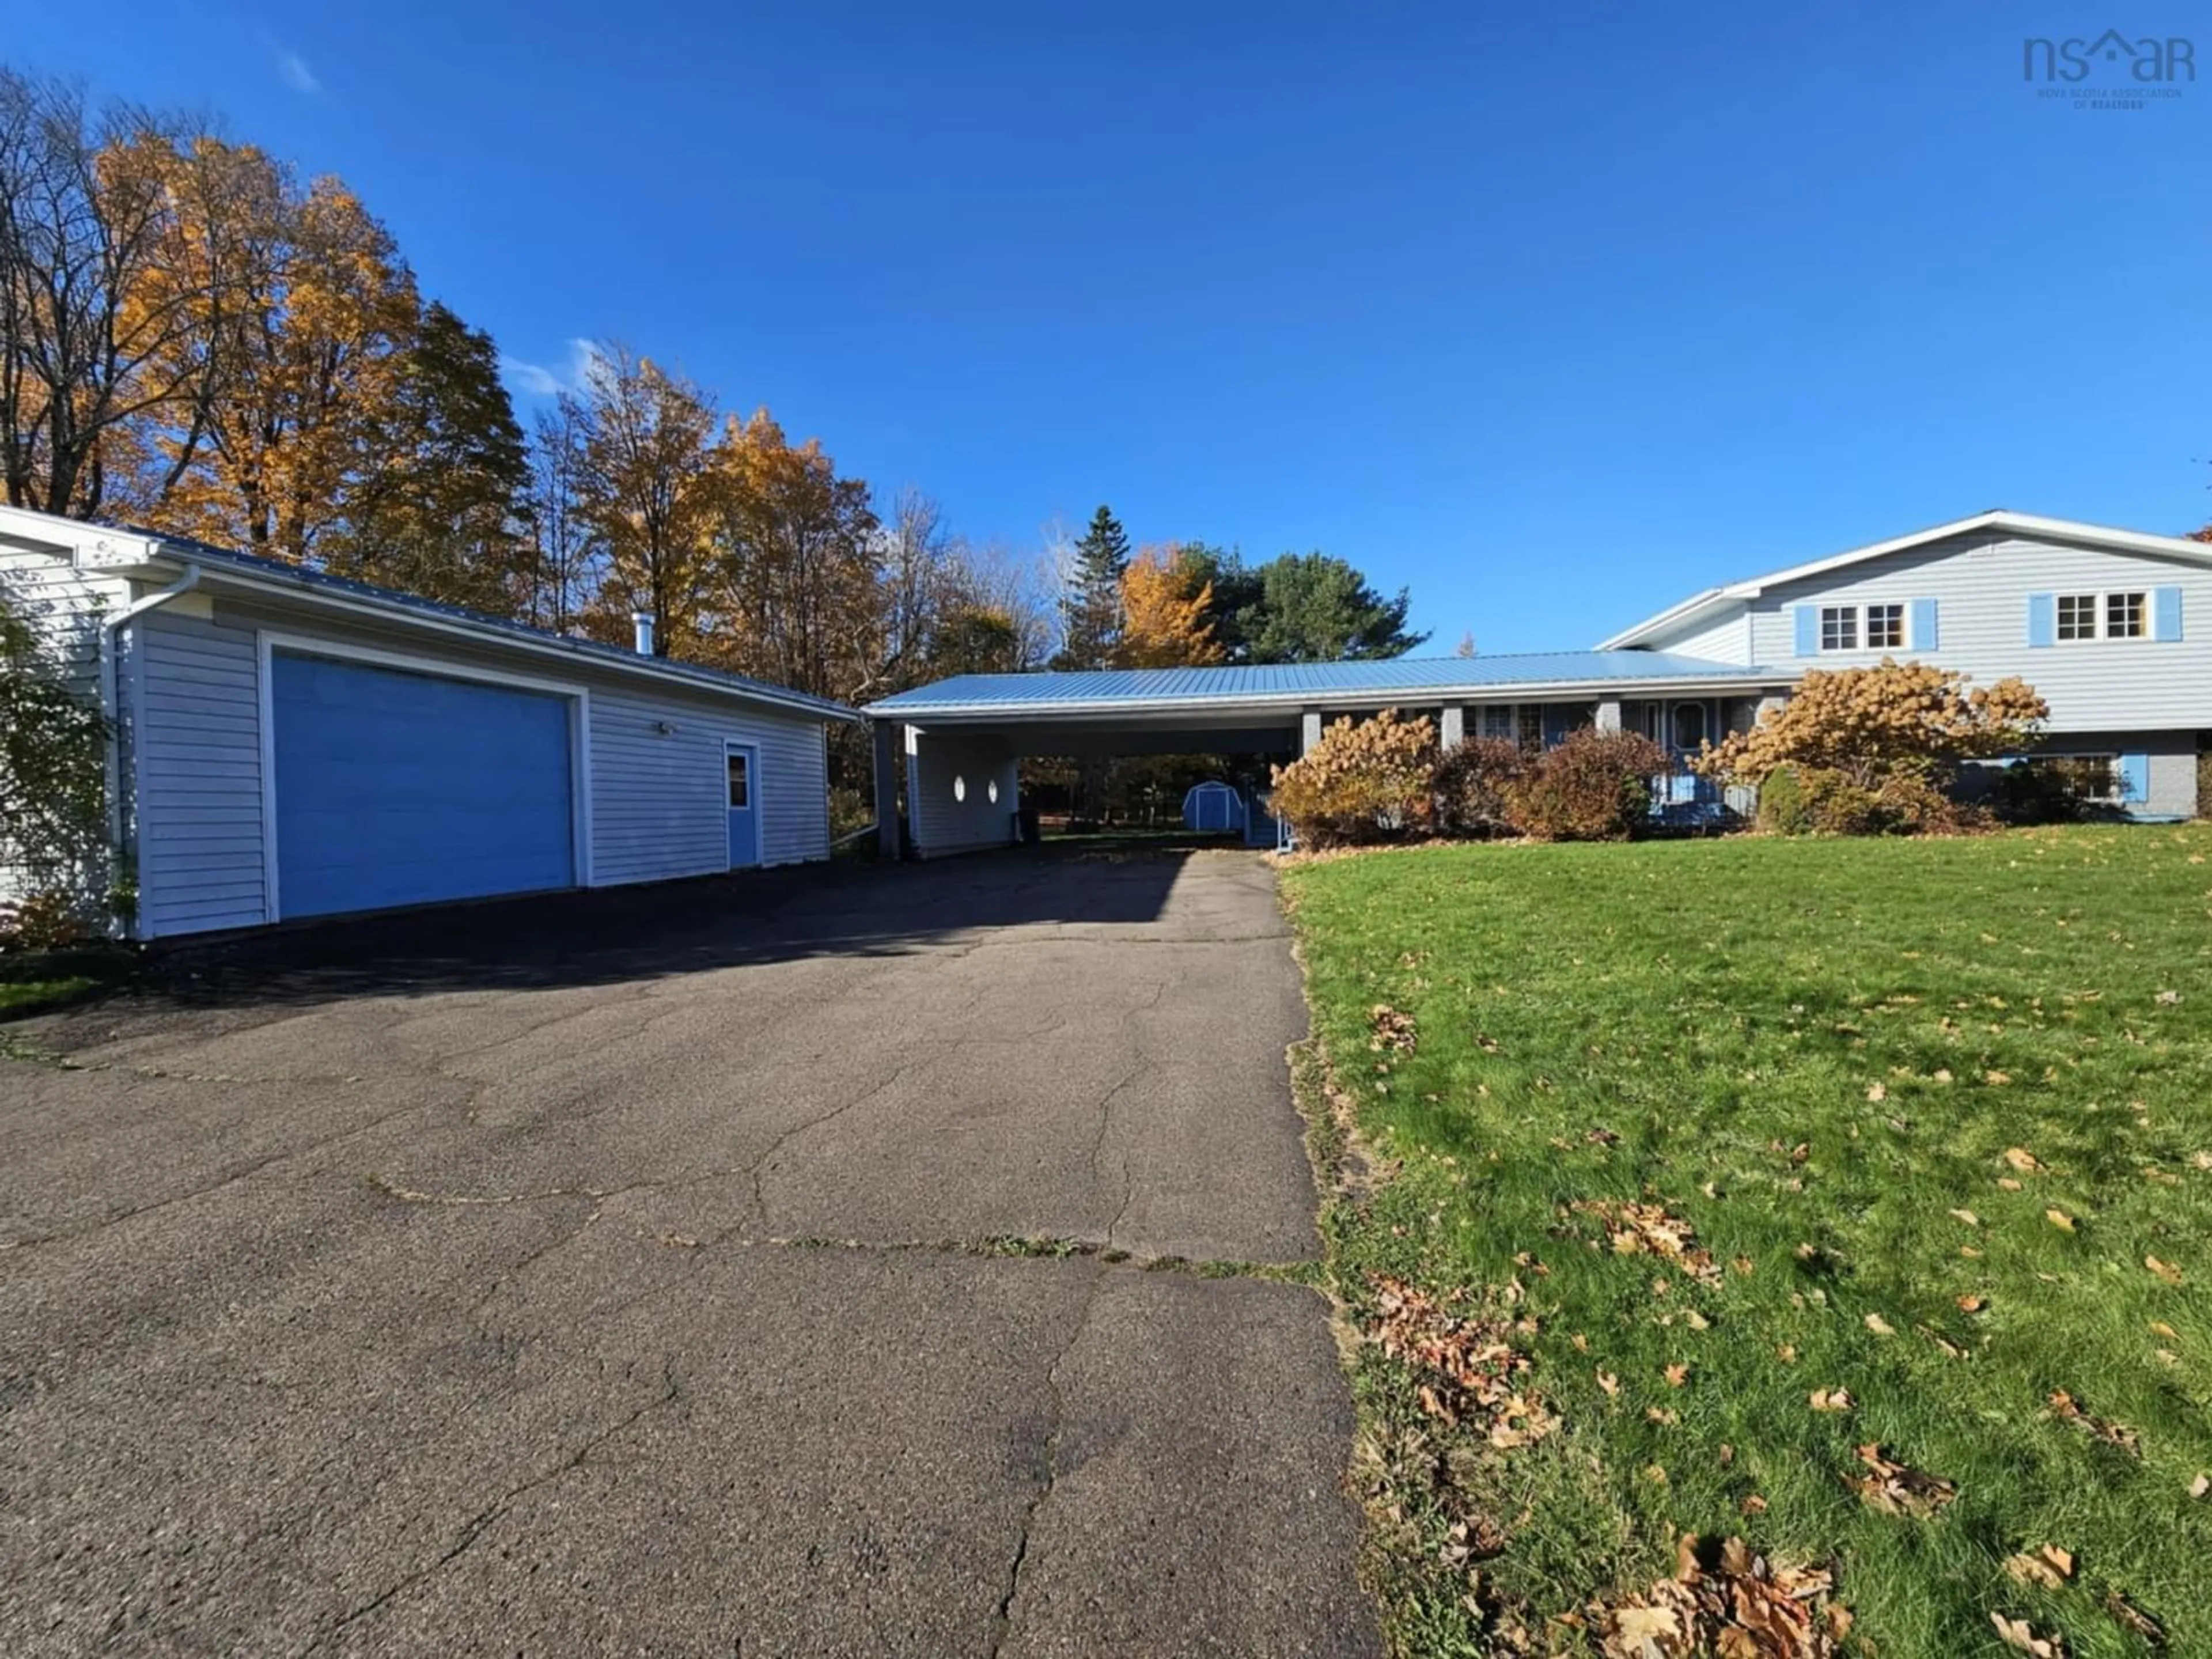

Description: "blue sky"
13 3 2210 652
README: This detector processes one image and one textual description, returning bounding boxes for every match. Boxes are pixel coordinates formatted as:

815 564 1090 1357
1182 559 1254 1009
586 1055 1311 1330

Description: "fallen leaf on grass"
1574 1199 1723 1285
1597 1370 1620 1396
1664 1364 1689 1388
2104 1588 2167 1647
1849 1444 1956 1517
1365 1275 1558 1448
1367 1005 1416 1054
2146 1255 2184 1286
1866 1082 1887 1103
2191 1474 2210 1501
2046 1389 2142 1456
2003 1147 2045 1173
2002 1544 2074 1589
1997 1177 2025 1192
1950 1207 1982 1226
2045 1209 2076 1232
1810 1388 1853 1412
1593 1535 1844 1658
1863 1313 1896 1336
1990 1612 2067 1656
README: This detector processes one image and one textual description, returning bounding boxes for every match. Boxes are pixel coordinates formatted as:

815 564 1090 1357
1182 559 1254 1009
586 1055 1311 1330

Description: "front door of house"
725 743 760 869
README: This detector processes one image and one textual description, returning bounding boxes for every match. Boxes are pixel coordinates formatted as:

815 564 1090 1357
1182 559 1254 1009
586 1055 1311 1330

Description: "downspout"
98 565 201 938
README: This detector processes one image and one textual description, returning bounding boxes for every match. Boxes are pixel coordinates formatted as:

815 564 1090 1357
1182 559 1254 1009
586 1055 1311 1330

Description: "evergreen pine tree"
1054 505 1130 669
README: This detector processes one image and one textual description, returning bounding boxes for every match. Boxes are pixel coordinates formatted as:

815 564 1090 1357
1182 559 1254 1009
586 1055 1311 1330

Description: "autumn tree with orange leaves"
1116 544 1223 669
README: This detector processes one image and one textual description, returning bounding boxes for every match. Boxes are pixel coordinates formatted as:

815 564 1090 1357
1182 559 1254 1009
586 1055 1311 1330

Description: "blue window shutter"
2152 585 2183 642
2026 592 2055 647
1793 605 1818 656
2117 752 2150 805
1910 597 1938 652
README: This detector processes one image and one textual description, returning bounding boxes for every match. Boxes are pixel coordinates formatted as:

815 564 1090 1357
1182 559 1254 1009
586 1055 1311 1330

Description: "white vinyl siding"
588 684 829 884
0 549 119 699
907 730 1019 857
134 612 268 937
1653 603 1756 665
1743 532 2212 733
127 594 838 936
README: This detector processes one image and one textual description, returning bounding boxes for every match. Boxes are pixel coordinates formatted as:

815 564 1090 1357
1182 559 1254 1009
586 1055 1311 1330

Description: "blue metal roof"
116 524 859 722
868 652 1786 715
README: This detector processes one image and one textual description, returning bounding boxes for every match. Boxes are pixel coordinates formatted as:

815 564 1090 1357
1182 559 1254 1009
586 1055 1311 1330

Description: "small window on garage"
727 751 749 808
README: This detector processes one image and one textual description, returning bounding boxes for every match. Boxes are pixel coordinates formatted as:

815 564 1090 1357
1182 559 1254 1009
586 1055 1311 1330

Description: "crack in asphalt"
0 1097 447 1252
303 1354 685 1651
741 1054 931 1232
986 1262 1105 1659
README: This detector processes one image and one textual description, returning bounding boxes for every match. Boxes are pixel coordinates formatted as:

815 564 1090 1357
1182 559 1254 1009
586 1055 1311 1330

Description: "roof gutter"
100 563 202 936
872 672 1798 724
123 546 862 725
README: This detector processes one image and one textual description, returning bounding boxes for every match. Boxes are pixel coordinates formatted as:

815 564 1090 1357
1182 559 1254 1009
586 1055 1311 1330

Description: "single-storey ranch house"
5 503 2206 930
0 503 858 940
869 510 2207 857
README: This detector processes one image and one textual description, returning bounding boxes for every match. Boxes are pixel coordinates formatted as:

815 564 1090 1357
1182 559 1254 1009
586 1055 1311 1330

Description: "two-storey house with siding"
1598 510 2207 819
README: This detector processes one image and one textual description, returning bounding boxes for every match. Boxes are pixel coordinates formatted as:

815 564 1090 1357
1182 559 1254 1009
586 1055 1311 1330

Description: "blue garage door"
271 652 575 919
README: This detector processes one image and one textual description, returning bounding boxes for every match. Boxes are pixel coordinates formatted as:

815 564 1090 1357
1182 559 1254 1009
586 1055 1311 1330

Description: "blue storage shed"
1182 781 1246 834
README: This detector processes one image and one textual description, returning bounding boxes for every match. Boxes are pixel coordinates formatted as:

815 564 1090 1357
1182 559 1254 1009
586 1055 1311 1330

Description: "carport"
863 653 1797 858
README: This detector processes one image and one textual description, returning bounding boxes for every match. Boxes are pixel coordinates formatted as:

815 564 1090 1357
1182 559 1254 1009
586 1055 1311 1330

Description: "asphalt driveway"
0 846 1377 1657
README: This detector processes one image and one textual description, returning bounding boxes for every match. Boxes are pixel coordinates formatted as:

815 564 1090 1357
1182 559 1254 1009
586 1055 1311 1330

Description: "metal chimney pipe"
632 611 655 656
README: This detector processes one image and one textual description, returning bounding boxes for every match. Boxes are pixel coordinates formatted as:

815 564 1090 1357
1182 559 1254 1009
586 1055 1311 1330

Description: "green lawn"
1283 827 2212 1657
0 945 133 1021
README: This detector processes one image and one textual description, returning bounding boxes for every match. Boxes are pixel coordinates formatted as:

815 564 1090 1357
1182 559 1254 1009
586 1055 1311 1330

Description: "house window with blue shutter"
1865 603 1904 649
1792 605 1819 657
1909 597 1939 650
2026 593 2056 647
2152 586 2184 641
2116 753 2150 805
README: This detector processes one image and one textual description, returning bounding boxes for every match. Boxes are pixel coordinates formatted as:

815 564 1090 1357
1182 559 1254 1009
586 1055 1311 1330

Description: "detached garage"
0 505 859 940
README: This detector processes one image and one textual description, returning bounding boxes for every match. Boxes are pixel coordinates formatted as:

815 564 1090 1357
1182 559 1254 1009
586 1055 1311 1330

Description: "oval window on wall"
987 779 1000 804
953 775 967 802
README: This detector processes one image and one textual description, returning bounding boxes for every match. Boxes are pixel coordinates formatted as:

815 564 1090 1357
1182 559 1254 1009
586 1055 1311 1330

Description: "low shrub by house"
1501 728 1668 842
1700 658 2046 836
1282 717 1672 849
1991 755 2119 825
1269 709 1438 848
1432 736 1527 838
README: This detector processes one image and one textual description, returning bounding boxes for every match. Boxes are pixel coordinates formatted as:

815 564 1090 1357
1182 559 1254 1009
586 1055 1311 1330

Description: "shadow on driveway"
65 838 1245 1027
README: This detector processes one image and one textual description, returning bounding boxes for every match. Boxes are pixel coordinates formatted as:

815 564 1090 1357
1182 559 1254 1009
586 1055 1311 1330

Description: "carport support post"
1300 710 1323 755
1595 699 1622 734
872 718 902 860
1438 705 1464 750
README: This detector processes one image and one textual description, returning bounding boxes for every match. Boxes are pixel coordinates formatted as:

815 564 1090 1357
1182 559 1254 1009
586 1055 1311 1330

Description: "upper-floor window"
1865 603 1904 649
2052 590 2149 642
1820 605 1858 650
